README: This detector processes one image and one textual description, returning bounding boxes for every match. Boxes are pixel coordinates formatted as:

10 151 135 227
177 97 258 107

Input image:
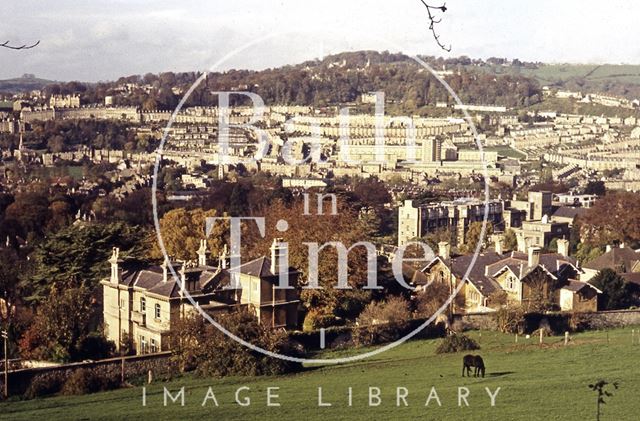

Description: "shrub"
353 296 411 347
435 333 480 354
61 368 121 395
493 305 526 334
24 372 65 399
302 310 339 332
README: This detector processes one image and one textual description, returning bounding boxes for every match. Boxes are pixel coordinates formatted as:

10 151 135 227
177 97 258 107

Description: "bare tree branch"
0 40 40 50
419 1 451 52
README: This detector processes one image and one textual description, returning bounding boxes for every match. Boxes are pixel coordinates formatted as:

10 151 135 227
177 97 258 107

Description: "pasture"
2 328 640 420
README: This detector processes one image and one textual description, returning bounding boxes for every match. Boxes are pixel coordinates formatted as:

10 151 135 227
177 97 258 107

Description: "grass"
2 328 640 420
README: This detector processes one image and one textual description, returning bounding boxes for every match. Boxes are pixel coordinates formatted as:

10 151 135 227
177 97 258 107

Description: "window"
140 297 146 313
150 338 157 353
507 277 515 290
140 336 147 354
154 303 161 319
120 298 125 308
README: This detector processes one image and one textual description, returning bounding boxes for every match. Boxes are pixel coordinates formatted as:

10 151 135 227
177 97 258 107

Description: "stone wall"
1 351 176 398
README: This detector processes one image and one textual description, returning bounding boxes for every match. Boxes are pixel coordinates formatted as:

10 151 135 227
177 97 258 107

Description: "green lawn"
3 328 640 420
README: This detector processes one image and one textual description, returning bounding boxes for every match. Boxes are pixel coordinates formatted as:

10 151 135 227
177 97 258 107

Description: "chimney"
438 241 451 260
528 247 541 267
161 258 170 283
494 236 504 255
220 244 228 269
179 264 186 295
197 239 207 266
270 238 288 275
557 238 570 257
109 247 120 284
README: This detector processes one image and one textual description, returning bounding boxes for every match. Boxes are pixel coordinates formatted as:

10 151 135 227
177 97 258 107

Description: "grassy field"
2 328 640 420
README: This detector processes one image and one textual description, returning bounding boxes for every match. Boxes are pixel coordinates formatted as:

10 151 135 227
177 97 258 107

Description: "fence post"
539 329 543 346
564 331 569 346
121 357 125 384
515 333 518 343
148 369 153 384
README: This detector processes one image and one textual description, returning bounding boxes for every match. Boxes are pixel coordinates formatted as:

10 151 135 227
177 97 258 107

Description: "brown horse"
462 354 485 377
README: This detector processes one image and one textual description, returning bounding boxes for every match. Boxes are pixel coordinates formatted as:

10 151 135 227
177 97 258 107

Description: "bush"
24 372 65 399
170 310 304 378
493 305 526 334
61 368 120 395
302 310 339 332
435 334 480 354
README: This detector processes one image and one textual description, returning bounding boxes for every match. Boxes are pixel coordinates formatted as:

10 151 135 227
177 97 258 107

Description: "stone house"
101 239 301 355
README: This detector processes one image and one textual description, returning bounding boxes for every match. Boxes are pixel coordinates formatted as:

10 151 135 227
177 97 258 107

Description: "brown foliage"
581 192 640 245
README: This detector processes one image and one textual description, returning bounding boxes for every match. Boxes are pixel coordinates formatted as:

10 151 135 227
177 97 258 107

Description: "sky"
1 0 639 82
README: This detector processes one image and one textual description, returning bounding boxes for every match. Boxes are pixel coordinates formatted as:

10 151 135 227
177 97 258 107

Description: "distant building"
49 94 80 108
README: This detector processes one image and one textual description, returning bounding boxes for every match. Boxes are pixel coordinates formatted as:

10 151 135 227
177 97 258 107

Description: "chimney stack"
197 239 207 266
162 258 170 283
528 247 541 267
557 238 570 257
494 235 504 255
109 247 120 284
270 238 288 275
438 241 451 260
179 264 186 295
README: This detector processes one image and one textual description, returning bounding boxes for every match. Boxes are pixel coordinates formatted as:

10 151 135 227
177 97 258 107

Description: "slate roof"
235 256 299 280
552 206 587 220
561 279 601 294
113 261 225 299
583 247 640 272
423 250 580 298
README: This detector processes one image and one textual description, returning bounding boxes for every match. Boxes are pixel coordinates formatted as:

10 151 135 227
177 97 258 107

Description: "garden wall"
1 351 175 398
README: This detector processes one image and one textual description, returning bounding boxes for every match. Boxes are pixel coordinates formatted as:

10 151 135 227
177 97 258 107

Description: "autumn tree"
503 229 518 251
19 283 112 362
460 221 494 254
244 198 375 324
150 207 228 261
582 192 640 246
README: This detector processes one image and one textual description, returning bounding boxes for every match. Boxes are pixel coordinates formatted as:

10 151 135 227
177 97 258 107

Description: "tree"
19 283 107 362
170 310 302 377
584 180 606 197
590 269 632 310
503 229 518 251
582 192 640 245
150 208 228 261
4 191 50 236
244 198 374 322
460 221 494 254
29 222 147 302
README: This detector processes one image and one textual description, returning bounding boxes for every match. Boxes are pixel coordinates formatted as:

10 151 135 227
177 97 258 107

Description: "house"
101 239 301 354
581 243 640 282
419 239 598 313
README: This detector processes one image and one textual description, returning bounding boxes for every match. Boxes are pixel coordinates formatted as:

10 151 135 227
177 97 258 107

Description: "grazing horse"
462 354 485 378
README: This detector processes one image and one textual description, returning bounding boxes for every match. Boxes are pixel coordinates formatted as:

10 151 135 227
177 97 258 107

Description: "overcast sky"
1 0 639 82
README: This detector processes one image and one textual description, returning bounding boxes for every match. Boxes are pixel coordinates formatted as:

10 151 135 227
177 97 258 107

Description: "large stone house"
101 239 301 354
420 239 600 313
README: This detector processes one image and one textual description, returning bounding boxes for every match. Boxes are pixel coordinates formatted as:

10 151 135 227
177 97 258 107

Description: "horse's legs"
462 363 466 377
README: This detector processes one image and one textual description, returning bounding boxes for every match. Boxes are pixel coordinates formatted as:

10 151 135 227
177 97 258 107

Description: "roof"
423 250 580 298
552 206 587 220
621 272 640 286
113 261 225 299
235 256 299 280
583 247 640 272
562 279 601 294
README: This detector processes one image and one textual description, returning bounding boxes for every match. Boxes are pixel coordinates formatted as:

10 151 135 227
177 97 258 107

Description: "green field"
2 328 640 420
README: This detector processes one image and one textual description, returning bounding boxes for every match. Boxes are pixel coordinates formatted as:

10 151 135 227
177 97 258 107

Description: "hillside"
0 74 57 93
2 328 639 420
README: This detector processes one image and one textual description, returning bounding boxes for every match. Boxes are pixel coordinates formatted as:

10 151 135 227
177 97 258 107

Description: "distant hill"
472 63 640 99
0 74 57 93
